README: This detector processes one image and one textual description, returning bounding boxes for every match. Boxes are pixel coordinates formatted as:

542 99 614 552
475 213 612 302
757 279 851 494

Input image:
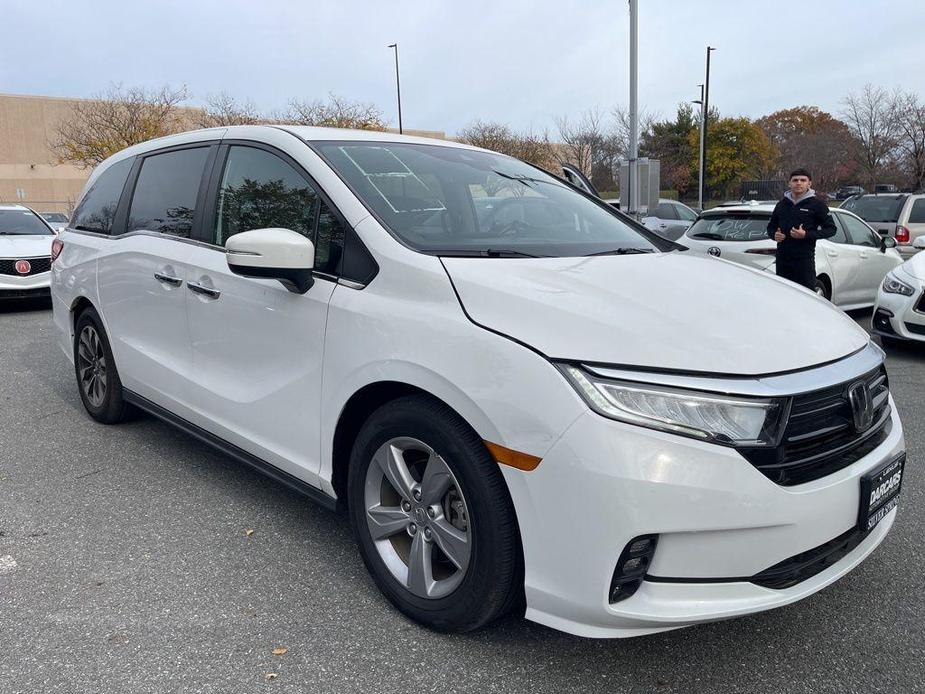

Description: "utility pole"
627 0 639 217
699 46 716 207
387 43 403 134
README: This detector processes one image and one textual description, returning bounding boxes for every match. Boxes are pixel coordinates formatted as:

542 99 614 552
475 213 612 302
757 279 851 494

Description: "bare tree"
612 105 656 160
281 93 387 130
893 91 925 191
555 108 605 176
52 84 189 168
458 120 557 172
195 92 262 128
842 84 900 186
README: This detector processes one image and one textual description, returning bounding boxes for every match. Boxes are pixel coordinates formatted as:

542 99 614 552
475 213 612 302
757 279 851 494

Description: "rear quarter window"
71 158 134 234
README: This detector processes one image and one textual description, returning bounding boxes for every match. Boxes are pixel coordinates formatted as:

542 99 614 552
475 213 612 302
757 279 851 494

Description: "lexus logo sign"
14 259 31 275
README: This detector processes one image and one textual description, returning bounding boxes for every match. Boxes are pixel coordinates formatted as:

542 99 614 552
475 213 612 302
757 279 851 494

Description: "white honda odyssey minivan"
51 126 906 638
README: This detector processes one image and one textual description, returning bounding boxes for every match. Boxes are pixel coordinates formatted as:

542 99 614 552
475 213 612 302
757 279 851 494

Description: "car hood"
899 252 925 281
442 253 870 376
0 235 54 257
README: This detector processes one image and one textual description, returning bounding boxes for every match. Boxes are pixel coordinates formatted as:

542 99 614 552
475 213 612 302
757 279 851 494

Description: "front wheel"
814 277 831 301
347 395 522 632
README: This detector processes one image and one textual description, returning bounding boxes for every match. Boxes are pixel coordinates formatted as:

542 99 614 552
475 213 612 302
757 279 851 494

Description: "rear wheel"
347 395 521 632
73 307 134 424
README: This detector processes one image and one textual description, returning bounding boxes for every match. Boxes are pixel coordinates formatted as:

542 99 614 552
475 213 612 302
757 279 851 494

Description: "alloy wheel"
77 324 107 408
364 437 471 599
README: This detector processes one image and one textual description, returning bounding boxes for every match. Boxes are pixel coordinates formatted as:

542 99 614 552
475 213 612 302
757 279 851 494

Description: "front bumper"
873 283 925 342
503 402 905 638
0 271 51 299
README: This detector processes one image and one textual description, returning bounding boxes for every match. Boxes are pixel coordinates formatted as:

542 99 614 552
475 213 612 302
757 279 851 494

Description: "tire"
814 277 831 301
347 394 521 632
73 307 135 424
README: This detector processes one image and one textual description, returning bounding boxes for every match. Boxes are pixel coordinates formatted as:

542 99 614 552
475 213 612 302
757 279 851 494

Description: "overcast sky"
4 0 923 135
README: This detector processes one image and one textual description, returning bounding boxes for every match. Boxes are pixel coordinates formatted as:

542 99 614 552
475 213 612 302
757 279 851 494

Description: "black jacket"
766 194 837 259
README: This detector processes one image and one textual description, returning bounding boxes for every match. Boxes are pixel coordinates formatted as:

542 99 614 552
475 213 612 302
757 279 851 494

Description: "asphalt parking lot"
1 299 923 694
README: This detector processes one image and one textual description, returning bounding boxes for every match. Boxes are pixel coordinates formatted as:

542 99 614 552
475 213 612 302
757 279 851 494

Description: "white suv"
52 126 906 638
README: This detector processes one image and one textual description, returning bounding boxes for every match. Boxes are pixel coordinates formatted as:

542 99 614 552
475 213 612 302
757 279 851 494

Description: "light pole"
387 43 403 134
699 46 716 207
693 83 705 210
627 0 639 217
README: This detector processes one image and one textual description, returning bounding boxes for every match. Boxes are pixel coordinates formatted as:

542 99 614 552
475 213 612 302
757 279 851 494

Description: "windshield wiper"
584 247 655 256
691 232 724 240
427 248 545 258
492 170 547 187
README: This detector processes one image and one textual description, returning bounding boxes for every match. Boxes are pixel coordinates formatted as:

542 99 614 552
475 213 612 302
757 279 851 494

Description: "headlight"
559 365 787 447
882 272 915 296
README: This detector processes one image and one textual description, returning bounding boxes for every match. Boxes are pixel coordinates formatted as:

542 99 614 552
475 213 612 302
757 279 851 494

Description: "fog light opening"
609 534 658 604
873 309 896 335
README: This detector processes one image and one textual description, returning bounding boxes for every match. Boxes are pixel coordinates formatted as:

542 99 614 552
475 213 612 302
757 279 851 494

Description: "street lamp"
693 83 705 210
387 43 403 134
699 46 716 207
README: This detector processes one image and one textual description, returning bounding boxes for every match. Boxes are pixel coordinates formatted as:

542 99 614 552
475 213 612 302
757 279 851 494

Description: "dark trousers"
776 257 816 290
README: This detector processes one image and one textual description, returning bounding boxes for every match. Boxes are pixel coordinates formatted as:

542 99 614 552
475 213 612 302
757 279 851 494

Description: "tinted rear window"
128 147 210 237
841 196 905 223
686 214 770 242
72 158 133 234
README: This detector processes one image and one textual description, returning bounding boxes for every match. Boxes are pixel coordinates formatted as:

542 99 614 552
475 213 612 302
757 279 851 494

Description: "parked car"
874 184 900 194
41 212 69 233
640 199 698 241
52 126 904 638
872 235 925 344
681 204 903 309
842 193 925 258
0 204 56 300
834 185 865 200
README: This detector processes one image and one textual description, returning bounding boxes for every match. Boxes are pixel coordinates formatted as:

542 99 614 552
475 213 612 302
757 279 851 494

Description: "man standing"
767 169 837 292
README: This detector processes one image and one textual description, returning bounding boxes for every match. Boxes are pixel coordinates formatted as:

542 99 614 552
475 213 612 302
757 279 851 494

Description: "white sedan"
872 236 925 344
0 204 57 300
681 204 903 310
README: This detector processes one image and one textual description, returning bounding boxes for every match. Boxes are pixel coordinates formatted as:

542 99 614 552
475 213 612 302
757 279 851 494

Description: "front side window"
0 208 54 236
653 202 678 220
675 203 698 222
686 214 771 242
72 158 133 234
841 214 880 247
313 141 664 257
214 146 319 247
128 148 210 237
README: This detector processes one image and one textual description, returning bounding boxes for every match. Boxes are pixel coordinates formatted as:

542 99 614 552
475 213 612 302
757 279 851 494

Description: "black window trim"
199 138 377 288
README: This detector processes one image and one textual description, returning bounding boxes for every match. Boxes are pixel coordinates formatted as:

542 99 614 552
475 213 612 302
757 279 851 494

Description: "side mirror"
226 228 315 294
913 236 925 250
881 236 898 252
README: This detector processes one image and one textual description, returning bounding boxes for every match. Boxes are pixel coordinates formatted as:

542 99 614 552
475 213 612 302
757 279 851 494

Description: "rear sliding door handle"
188 282 221 299
154 272 183 287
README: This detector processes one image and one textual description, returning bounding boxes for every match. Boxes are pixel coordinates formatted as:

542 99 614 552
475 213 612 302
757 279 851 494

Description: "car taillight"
745 248 777 255
896 225 910 244
51 238 64 263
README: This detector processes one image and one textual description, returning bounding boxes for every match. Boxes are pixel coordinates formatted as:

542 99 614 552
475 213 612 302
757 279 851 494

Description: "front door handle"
154 272 183 287
826 250 838 258
188 282 221 299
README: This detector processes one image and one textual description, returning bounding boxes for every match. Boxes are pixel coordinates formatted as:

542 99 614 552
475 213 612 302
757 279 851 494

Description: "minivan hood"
442 253 870 376
0 235 54 258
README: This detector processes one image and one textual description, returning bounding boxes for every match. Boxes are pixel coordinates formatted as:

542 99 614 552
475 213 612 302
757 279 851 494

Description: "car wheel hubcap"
364 437 471 599
77 325 107 408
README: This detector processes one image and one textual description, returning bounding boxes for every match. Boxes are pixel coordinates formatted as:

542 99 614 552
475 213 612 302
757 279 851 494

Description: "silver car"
842 193 925 259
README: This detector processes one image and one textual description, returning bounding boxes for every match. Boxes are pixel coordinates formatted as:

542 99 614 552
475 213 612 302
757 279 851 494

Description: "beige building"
0 92 447 215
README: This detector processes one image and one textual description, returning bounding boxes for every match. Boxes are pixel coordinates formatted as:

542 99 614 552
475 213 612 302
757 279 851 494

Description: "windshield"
313 141 665 257
841 196 905 222
0 209 54 235
686 214 771 242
